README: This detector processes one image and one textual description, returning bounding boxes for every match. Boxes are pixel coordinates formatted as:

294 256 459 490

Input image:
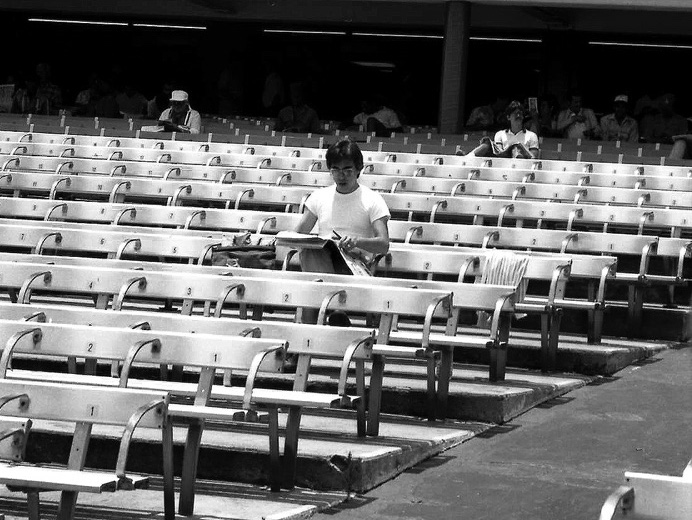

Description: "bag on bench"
210 233 277 269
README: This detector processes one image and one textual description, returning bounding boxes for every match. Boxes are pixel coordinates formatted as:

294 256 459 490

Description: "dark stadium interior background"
3 5 692 126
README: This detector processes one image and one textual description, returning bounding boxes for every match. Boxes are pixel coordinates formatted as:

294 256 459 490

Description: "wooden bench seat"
0 320 320 512
0 379 173 520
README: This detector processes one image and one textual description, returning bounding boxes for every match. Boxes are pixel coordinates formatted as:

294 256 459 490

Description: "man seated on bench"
464 101 540 159
293 138 391 324
157 90 201 134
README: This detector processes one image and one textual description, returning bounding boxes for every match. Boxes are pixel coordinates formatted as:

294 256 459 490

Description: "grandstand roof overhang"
2 0 692 36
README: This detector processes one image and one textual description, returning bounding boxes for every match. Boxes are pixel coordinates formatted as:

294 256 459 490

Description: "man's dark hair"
504 100 526 119
325 138 364 173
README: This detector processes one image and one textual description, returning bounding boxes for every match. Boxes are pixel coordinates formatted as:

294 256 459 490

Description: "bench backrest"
0 301 375 360
0 379 167 428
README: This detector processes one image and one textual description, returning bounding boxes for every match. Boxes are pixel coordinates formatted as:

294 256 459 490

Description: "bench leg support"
425 356 437 421
627 285 645 337
367 355 385 436
436 347 453 420
282 406 302 489
56 491 78 520
27 491 40 520
178 420 204 516
541 310 561 372
162 418 175 520
267 407 281 492
355 360 366 437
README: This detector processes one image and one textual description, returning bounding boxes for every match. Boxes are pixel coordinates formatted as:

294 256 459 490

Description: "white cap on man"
614 94 628 104
170 90 189 102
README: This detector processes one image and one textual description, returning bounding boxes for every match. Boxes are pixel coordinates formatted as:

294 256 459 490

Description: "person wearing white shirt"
466 101 540 159
157 90 201 134
353 96 403 137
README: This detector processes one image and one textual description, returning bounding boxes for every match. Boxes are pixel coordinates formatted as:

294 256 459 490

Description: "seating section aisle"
0 113 685 519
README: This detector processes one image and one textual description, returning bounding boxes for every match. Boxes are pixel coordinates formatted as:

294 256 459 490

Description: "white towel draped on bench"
478 251 529 323
480 250 529 301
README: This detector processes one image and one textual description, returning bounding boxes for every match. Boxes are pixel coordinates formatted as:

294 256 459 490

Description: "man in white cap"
600 94 639 142
158 89 201 134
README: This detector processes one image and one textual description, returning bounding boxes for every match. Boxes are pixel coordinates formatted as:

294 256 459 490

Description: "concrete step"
0 477 348 519
449 326 672 375
22 412 486 494
275 361 593 424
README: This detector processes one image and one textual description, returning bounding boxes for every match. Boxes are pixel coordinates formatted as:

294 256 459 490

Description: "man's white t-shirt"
494 128 539 151
304 184 390 240
353 107 402 129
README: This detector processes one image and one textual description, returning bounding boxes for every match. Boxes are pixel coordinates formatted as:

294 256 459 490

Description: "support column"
438 1 470 134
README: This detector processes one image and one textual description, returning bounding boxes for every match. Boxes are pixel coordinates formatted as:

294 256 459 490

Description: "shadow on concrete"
474 423 521 439
586 375 620 386
318 494 377 514
631 356 663 366
535 395 576 408
403 455 455 474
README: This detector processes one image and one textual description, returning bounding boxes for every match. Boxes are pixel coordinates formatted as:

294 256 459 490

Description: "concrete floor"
315 344 692 520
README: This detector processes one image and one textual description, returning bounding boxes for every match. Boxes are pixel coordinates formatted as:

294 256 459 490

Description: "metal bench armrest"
243 345 286 410
116 397 169 487
422 294 453 349
337 336 374 401
599 485 634 520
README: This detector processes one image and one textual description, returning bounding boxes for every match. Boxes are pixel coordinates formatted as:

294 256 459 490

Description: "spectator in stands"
10 76 37 114
639 93 688 144
274 82 320 134
525 94 558 137
556 92 600 140
73 73 99 115
158 90 202 134
669 135 692 160
261 57 285 117
147 81 174 120
34 62 62 115
465 95 510 131
217 64 244 117
465 100 540 159
353 95 404 137
633 92 655 123
600 94 639 143
294 138 390 273
85 78 120 118
116 81 148 119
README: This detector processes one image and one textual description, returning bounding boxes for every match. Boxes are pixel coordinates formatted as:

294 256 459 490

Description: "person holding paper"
157 90 201 134
465 101 540 159
556 92 600 140
293 138 391 274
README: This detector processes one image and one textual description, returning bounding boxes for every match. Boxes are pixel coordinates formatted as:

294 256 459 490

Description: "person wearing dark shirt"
275 82 320 134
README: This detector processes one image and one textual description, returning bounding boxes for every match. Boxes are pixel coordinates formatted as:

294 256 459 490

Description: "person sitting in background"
465 95 510 132
669 135 692 160
465 101 539 159
353 95 403 137
158 90 201 134
639 93 688 144
116 81 148 119
10 76 37 114
556 92 600 140
525 94 558 137
147 81 174 120
34 62 62 115
275 82 320 134
600 94 639 142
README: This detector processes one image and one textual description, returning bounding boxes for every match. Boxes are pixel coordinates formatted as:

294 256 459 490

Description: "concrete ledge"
0 477 349 519
22 413 486 494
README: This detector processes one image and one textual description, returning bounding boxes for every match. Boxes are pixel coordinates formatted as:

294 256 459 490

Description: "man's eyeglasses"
330 167 356 175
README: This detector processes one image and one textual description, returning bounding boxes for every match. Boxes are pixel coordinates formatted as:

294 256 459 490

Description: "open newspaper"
275 231 372 276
